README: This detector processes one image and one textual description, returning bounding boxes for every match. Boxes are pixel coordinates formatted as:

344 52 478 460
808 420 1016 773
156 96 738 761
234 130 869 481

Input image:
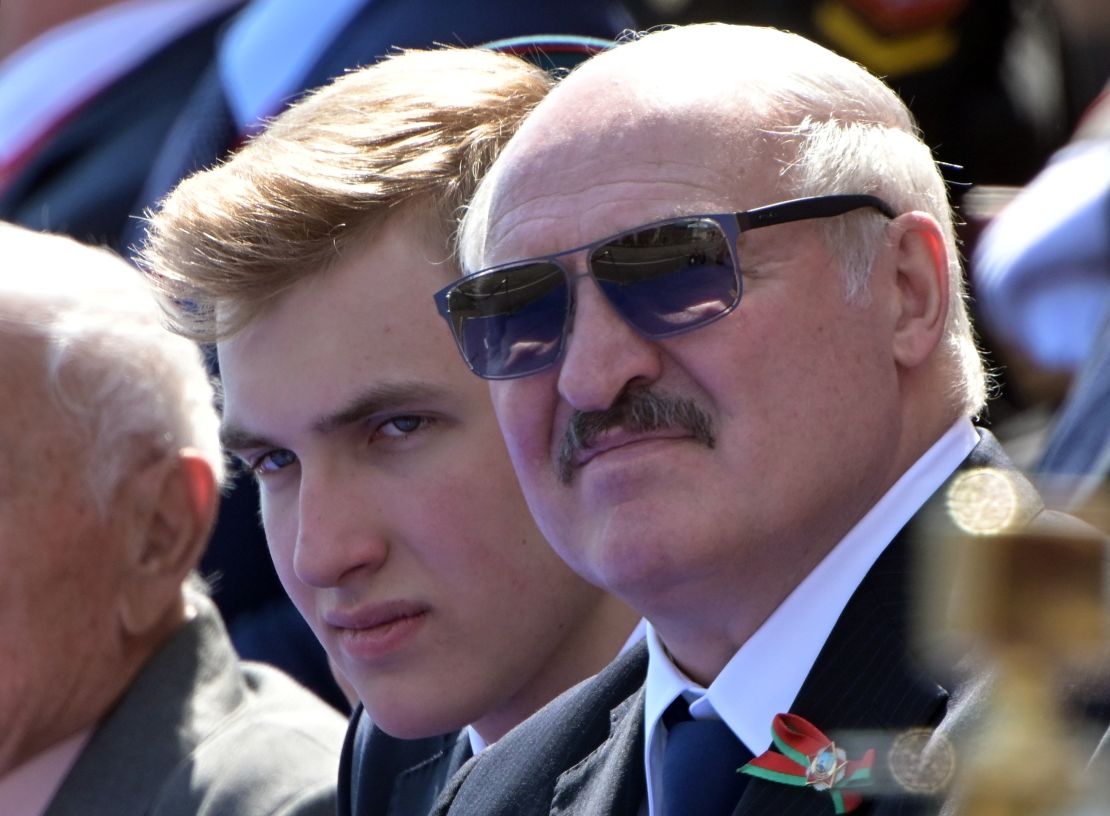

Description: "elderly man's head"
0 223 221 773
441 24 987 682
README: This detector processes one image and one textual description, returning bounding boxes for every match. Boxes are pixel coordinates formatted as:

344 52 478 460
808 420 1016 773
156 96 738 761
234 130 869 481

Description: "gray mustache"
557 388 715 483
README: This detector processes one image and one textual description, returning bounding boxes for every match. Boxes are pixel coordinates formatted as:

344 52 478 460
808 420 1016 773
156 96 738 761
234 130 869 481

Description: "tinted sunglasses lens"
591 218 739 337
443 263 568 378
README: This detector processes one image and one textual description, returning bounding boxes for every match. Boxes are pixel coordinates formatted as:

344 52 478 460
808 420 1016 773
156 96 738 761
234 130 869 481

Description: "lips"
325 600 429 632
325 600 430 663
573 427 693 468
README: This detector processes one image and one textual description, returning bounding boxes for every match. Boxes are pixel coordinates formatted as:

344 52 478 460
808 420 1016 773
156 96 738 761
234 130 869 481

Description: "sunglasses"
434 194 896 380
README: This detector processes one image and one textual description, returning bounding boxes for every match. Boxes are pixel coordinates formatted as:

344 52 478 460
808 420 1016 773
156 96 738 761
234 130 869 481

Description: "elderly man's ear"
115 450 219 638
885 211 950 369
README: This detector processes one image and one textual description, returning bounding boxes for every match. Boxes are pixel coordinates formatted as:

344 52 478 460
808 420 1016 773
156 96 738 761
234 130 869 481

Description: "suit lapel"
551 686 646 816
388 731 473 816
731 431 1041 816
731 529 948 816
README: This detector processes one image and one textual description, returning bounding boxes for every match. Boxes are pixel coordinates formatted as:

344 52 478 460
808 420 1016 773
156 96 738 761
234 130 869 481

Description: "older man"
0 223 346 815
140 46 639 816
430 23 1104 816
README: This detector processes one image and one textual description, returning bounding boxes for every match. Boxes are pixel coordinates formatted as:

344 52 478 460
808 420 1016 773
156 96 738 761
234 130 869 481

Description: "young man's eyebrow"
313 382 452 434
218 382 453 451
218 424 273 453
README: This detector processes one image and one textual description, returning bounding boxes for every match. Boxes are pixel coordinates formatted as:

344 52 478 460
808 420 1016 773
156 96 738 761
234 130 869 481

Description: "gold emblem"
887 728 956 795
945 467 1019 535
806 743 849 791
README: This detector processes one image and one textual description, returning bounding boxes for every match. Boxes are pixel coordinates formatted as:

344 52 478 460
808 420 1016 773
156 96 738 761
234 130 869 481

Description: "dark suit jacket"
430 431 1102 816
0 8 236 254
338 706 473 816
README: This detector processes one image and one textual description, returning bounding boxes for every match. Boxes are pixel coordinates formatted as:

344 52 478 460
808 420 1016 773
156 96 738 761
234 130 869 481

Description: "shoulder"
433 641 648 815
494 638 648 770
159 659 347 816
153 602 348 815
956 429 1102 537
45 597 346 816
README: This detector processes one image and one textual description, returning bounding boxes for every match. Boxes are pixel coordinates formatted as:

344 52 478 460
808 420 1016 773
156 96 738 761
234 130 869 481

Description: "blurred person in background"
972 16 1109 519
0 222 346 816
0 0 242 252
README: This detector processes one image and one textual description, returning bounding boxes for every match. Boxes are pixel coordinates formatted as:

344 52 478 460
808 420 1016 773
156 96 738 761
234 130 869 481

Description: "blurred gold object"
933 469 1107 815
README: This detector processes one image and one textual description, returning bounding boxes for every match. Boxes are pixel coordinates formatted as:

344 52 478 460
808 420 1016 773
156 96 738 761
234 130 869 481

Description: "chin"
580 526 683 600
359 680 482 739
364 701 465 740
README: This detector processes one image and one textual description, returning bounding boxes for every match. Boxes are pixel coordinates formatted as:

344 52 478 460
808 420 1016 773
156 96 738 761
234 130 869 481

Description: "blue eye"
250 448 298 475
376 415 431 439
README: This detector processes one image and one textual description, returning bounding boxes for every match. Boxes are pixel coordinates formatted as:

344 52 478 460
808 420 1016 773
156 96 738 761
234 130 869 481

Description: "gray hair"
459 23 988 416
0 223 224 512
756 37 987 416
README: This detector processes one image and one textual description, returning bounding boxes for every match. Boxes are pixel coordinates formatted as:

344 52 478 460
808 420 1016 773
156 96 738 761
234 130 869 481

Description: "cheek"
490 378 558 477
259 497 302 591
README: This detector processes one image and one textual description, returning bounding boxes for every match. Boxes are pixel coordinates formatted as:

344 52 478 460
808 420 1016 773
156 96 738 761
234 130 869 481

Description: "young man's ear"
117 449 218 636
886 211 949 369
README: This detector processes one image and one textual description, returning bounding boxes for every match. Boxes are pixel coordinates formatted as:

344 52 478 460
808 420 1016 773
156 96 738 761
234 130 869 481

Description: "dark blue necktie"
661 701 753 816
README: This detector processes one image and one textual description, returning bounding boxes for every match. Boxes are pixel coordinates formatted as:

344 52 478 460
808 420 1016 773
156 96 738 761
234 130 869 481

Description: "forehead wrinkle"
488 184 747 265
484 108 764 238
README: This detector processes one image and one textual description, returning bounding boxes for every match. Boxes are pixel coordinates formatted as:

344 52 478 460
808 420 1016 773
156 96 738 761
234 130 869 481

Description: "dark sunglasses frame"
435 194 897 379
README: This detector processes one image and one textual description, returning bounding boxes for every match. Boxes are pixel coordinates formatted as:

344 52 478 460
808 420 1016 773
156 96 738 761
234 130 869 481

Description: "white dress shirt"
0 729 91 816
641 418 979 816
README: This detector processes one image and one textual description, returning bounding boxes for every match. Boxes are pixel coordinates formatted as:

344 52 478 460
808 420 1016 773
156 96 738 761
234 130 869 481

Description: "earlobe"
888 212 949 369
118 451 218 636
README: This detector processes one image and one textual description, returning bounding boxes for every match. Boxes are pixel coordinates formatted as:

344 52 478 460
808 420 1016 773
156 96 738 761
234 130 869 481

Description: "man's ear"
886 211 949 369
117 449 218 636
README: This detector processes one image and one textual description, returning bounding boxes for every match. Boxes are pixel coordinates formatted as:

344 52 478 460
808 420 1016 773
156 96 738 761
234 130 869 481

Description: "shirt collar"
0 729 92 816
642 418 978 815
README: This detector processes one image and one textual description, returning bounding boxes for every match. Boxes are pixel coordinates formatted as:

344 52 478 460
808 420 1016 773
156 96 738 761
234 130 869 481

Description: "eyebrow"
219 381 453 451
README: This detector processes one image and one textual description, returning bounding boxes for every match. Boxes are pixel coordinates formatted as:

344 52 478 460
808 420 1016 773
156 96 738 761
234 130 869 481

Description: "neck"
648 406 963 686
470 593 639 744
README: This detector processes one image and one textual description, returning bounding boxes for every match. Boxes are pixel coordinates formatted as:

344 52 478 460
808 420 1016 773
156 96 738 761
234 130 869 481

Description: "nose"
556 273 664 412
292 462 388 589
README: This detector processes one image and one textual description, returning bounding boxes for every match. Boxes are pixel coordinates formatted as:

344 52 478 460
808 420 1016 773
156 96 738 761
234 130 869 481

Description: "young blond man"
140 45 639 816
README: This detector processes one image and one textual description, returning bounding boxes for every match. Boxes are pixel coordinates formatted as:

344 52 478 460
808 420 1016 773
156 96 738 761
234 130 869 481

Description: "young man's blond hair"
142 46 554 340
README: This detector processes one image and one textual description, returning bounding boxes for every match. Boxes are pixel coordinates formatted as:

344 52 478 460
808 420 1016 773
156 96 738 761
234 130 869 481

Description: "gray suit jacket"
431 431 1105 816
44 593 347 816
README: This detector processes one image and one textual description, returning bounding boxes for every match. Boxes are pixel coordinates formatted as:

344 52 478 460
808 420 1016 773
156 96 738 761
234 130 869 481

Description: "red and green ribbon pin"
739 714 875 814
